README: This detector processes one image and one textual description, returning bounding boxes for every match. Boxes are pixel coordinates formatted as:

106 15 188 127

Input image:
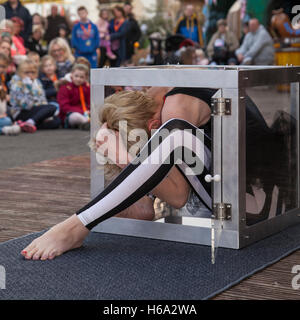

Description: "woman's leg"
21 118 211 260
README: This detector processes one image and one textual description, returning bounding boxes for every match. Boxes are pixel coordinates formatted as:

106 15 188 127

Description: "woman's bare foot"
20 214 89 261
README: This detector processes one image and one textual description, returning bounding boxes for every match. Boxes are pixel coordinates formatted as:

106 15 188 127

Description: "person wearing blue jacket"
71 6 99 68
108 6 129 67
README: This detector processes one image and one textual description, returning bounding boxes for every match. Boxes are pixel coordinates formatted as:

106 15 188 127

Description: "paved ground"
0 129 90 170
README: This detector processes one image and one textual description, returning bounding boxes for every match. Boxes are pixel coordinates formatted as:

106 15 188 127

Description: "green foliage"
140 0 173 37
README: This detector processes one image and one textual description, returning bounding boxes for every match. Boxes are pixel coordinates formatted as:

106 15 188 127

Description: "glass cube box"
90 65 300 249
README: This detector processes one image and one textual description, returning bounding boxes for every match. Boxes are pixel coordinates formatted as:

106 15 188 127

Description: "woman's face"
43 60 56 76
51 44 66 62
113 9 123 19
33 30 42 41
33 15 42 25
0 42 11 57
20 66 38 81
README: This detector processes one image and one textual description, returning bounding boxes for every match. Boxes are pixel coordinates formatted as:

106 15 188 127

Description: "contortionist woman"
21 86 284 260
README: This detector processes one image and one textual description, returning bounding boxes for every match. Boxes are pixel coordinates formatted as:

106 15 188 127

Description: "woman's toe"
48 250 57 260
25 247 38 260
32 251 42 260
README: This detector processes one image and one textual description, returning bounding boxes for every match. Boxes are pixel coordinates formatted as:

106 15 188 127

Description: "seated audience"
9 59 61 132
39 55 59 115
57 63 90 130
26 25 47 57
2 19 26 64
235 18 274 65
0 52 20 135
48 37 75 79
27 51 41 67
0 39 15 76
207 19 239 65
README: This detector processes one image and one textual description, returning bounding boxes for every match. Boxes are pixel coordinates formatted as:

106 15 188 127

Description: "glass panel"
245 84 298 226
96 85 224 263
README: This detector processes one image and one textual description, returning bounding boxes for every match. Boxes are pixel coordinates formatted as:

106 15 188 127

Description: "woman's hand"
96 122 132 169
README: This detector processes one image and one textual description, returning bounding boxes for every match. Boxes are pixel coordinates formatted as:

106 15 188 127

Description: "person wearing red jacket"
57 63 90 130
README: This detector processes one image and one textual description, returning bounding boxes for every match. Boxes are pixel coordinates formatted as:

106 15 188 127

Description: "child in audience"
0 39 16 76
27 51 41 67
0 52 20 135
0 53 12 93
39 55 59 115
57 63 90 130
59 56 90 83
0 87 20 135
9 59 61 132
97 8 117 64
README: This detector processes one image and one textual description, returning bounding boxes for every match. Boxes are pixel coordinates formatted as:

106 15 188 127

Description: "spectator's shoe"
2 125 21 136
79 121 90 131
17 120 37 133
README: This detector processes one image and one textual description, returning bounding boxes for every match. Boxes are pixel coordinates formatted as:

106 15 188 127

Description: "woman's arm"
109 21 130 41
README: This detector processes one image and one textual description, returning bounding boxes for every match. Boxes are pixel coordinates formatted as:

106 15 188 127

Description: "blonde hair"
48 37 75 63
40 54 56 71
71 63 89 77
0 19 13 31
17 59 38 77
32 24 45 36
91 90 157 184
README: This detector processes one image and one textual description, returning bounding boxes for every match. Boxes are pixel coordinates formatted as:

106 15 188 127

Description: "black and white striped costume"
76 87 284 229
77 88 215 230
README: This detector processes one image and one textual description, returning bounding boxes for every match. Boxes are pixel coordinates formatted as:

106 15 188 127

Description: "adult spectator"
32 13 47 30
11 16 24 45
235 18 274 65
240 21 249 45
174 4 204 47
124 2 141 62
3 0 32 42
26 25 47 57
48 37 75 79
71 6 99 69
108 6 129 67
44 5 70 44
2 19 26 65
207 19 239 65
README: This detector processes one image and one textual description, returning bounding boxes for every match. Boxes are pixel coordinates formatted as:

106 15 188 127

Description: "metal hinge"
212 203 232 220
211 98 231 116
